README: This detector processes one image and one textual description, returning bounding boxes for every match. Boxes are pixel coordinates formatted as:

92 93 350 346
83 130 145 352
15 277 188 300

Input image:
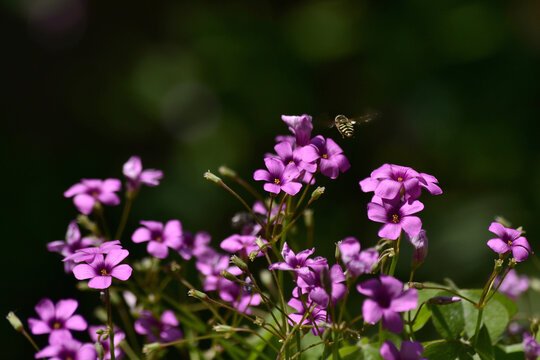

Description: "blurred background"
2 0 540 357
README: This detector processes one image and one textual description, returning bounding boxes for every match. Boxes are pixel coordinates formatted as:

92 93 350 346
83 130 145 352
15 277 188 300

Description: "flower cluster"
360 164 441 240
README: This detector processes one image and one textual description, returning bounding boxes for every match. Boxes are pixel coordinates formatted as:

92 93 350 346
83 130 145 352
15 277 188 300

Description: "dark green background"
3 0 540 357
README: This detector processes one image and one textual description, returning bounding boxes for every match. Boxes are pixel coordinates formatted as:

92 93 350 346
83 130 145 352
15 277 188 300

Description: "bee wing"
352 111 379 124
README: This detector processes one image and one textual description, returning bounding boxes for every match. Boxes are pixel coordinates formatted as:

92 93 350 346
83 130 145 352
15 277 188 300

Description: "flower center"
66 357 73 360
507 240 512 246
296 264 301 268
391 214 400 223
101 268 110 276
91 190 99 197
274 178 281 185
397 177 403 182
288 160 294 164
53 322 61 329
156 236 163 243
322 154 328 159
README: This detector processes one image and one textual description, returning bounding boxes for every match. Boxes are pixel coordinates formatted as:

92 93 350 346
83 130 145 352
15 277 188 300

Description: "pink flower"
253 157 302 195
35 332 96 360
64 179 121 215
299 136 350 179
380 341 427 360
486 222 532 262
134 310 182 343
131 220 182 259
73 249 132 289
28 298 87 339
63 240 122 264
367 198 424 240
123 156 163 192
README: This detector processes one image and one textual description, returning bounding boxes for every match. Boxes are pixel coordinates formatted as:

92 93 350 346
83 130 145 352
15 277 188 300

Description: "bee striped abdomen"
337 123 355 138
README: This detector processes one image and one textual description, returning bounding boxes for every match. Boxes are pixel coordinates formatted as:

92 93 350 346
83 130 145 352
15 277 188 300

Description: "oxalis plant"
7 114 540 360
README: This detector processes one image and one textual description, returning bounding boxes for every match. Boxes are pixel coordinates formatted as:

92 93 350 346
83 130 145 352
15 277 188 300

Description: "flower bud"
94 342 105 359
410 230 428 268
494 216 512 228
248 250 259 262
311 186 325 200
221 270 238 282
218 166 237 178
6 312 23 332
230 255 248 272
427 296 461 305
409 282 424 290
143 342 161 354
188 289 208 300
204 171 222 184
76 214 100 234
213 324 233 332
303 209 314 227
253 317 265 326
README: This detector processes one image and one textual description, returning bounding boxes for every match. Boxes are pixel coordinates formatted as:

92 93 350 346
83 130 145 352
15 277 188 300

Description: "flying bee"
332 112 378 138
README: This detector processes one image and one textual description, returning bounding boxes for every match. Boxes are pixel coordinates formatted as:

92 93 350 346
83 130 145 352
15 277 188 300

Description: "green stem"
114 192 135 240
104 289 116 360
117 341 141 360
21 329 40 352
95 204 111 241
472 307 484 347
387 234 401 277
417 285 477 305
218 180 266 230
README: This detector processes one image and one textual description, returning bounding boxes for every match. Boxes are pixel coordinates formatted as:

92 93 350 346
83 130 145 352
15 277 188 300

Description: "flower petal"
88 276 112 289
281 181 302 196
382 310 403 333
378 223 402 240
73 264 97 280
147 241 169 259
487 238 510 254
110 264 133 281
375 179 402 199
55 299 78 320
64 315 87 331
253 169 271 182
367 202 387 223
73 194 95 215
362 298 383 324
488 222 506 238
390 288 418 312
132 227 152 243
105 249 129 267
400 216 422 238
380 341 400 360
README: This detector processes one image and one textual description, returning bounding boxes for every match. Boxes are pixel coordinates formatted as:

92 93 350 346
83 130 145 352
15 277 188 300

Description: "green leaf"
360 344 383 360
325 346 361 360
461 290 510 340
423 340 471 360
494 344 524 360
474 325 494 360
412 305 432 332
428 301 465 339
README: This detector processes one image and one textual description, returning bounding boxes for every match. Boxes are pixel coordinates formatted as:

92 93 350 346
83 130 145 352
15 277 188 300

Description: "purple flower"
409 230 428 266
367 198 424 240
523 333 540 360
295 264 347 308
220 234 267 258
177 231 211 260
359 164 441 201
218 266 261 314
131 220 182 259
73 249 132 289
380 341 427 360
28 298 87 339
269 141 318 175
337 237 378 277
63 240 122 264
357 275 418 333
35 332 96 360
281 114 313 146
134 310 183 343
253 157 302 195
268 242 327 275
300 135 350 179
47 221 100 273
287 298 327 335
486 222 532 262
494 269 529 301
196 248 230 291
89 325 125 360
123 156 163 192
64 179 121 215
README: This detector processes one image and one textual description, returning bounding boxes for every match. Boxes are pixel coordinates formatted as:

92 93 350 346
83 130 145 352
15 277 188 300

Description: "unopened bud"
304 209 314 227
494 258 504 270
94 342 104 359
248 250 259 262
218 166 237 178
516 226 526 234
221 270 238 282
259 270 274 291
254 317 265 326
256 237 267 251
230 255 248 272
508 258 517 268
76 214 99 234
6 312 23 332
494 216 512 228
143 342 161 354
427 296 461 305
410 230 428 267
335 242 341 262
311 186 325 200
204 171 222 184
213 324 233 332
188 289 208 300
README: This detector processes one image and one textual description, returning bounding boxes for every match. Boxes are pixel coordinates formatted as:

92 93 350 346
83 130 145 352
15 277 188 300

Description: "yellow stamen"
391 214 399 223
397 177 403 182
101 269 110 276
156 236 163 243
322 154 328 159
274 178 281 185
53 322 61 329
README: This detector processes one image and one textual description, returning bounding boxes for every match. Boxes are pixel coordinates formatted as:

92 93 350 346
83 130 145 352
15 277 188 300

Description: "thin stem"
290 341 325 360
114 191 135 240
158 334 223 348
387 234 401 277
264 252 289 334
95 204 111 241
484 266 511 305
338 278 352 323
472 307 484 347
233 174 268 207
272 197 316 245
218 180 266 230
294 173 316 213
271 194 288 240
104 289 116 360
265 195 275 240
117 341 141 360
21 329 40 352
417 285 477 305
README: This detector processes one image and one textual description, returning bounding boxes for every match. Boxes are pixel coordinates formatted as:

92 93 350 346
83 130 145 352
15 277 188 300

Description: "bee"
332 112 378 138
